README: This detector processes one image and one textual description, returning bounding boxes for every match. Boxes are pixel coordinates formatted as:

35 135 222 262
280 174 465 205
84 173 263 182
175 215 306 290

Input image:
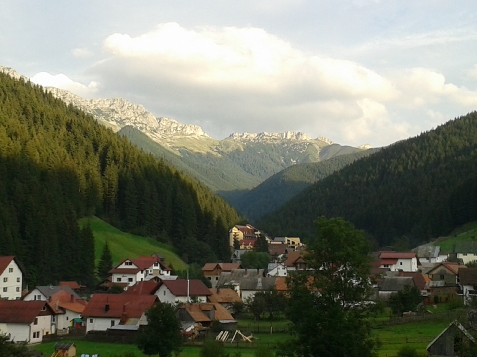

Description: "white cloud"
30 72 98 97
72 47 94 58
467 64 477 80
87 23 406 145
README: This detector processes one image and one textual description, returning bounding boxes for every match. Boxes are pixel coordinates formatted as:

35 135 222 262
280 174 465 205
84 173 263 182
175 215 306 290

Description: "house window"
41 306 46 311
208 277 212 280
116 278 121 282
3 287 7 292
3 277 7 282
463 253 468 256
164 290 166 296
16 287 20 292
17 277 20 282
128 278 133 282
90 318 94 323
52 316 56 323
154 263 159 267
125 261 132 266
66 316 69 320
34 318 38 325
8 268 13 273
400 262 403 265
111 320 115 327
440 275 445 280
32 331 40 339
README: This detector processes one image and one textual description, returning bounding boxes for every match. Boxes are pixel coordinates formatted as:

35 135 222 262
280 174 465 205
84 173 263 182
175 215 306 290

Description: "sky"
1 1 477 147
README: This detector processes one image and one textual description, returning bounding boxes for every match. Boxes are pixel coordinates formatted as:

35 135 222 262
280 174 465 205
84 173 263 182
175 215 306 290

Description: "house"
231 249 247 264
454 241 477 265
378 252 420 272
202 263 242 288
0 256 24 300
457 268 477 304
81 294 157 333
155 279 211 304
23 286 87 332
239 239 257 250
229 224 260 247
176 303 236 330
427 262 465 286
427 320 475 356
397 271 431 297
271 237 303 247
109 256 172 288
416 246 444 264
0 300 55 343
284 251 308 272
267 262 288 277
123 281 162 295
378 276 415 300
268 244 291 260
216 269 276 300
207 288 242 307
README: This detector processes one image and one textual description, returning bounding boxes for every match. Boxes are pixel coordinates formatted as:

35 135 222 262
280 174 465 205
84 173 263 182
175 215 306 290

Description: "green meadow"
79 216 187 271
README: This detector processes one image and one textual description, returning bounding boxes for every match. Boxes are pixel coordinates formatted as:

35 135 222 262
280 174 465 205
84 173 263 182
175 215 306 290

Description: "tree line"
259 111 477 248
0 72 240 286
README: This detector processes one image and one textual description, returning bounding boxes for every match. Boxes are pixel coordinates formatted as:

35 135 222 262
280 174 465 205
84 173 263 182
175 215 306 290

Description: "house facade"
229 224 259 247
0 256 23 300
82 294 157 333
0 300 55 343
455 242 477 265
267 262 288 277
202 263 242 288
457 268 477 304
109 256 171 288
155 279 211 304
378 252 420 272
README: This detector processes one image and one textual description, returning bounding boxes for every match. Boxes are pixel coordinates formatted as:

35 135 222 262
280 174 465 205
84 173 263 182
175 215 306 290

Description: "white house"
0 256 24 300
267 262 288 277
458 268 477 304
378 252 420 272
455 242 477 265
155 279 211 304
81 294 157 333
416 246 444 264
109 256 171 288
23 286 87 333
0 300 55 343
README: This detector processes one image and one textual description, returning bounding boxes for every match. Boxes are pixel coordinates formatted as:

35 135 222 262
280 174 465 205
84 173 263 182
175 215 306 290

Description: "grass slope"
433 221 477 252
79 216 187 271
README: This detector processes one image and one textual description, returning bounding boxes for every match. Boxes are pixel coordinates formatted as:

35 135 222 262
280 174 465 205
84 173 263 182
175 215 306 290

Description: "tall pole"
187 269 190 303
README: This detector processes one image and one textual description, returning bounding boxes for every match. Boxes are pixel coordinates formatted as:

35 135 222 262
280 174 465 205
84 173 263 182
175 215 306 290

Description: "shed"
53 342 77 357
427 320 475 357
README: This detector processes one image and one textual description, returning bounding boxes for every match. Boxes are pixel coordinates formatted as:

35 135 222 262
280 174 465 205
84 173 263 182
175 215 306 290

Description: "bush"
396 345 425 357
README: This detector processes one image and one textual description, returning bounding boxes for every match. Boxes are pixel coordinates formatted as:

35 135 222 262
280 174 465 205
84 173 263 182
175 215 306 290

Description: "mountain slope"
258 112 477 247
25 78 369 192
229 147 380 221
0 70 240 286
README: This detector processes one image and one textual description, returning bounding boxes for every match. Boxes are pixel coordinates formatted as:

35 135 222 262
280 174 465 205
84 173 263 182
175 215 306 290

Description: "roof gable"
0 300 54 323
380 277 415 291
379 252 417 259
123 281 162 295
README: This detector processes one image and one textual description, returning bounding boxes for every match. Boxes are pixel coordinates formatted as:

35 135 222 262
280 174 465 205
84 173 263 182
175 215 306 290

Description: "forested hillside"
0 72 240 285
230 148 380 221
259 112 477 247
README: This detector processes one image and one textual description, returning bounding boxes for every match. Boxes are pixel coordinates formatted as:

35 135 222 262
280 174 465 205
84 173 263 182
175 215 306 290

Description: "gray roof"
36 285 80 299
427 320 475 351
455 241 477 254
217 269 276 291
416 245 440 259
380 277 414 292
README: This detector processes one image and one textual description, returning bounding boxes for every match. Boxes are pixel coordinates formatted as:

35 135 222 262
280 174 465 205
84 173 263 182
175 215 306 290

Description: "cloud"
72 47 94 58
87 23 405 144
31 72 98 97
467 64 477 80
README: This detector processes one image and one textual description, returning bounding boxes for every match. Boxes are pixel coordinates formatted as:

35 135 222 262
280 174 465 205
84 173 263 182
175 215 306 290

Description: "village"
2 224 477 356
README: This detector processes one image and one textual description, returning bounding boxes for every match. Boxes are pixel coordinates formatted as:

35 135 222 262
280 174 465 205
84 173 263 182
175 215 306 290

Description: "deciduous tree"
286 217 378 357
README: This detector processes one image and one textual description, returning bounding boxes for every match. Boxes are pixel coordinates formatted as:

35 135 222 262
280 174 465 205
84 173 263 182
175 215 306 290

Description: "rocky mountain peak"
226 131 315 142
156 117 209 138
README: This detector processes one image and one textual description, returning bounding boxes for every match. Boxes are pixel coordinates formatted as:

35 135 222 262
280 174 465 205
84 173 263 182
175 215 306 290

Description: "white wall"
0 260 23 300
57 309 80 330
155 285 206 304
457 253 477 265
85 317 121 333
4 323 30 343
23 288 46 301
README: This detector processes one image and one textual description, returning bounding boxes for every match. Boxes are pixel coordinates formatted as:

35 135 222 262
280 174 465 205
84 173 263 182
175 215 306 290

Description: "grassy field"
33 312 461 357
432 221 477 252
79 216 187 270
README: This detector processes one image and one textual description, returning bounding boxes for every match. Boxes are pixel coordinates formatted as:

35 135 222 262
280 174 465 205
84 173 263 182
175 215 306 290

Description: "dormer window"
8 268 13 273
125 261 133 266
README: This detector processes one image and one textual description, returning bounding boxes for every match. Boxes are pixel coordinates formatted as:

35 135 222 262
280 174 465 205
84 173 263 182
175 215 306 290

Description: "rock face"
45 88 210 143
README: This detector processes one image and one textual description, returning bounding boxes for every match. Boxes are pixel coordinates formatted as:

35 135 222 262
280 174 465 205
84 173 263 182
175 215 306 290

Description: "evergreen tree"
97 241 113 280
254 233 269 253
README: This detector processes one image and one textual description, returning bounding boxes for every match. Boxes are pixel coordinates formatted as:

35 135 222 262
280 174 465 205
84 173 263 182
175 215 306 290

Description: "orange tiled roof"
208 288 242 304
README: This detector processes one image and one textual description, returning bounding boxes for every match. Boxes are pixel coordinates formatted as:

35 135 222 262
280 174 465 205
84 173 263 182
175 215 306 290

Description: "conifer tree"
97 241 113 280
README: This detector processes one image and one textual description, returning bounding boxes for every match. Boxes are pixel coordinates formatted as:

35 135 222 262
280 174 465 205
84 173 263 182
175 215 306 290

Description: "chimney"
105 303 110 312
48 296 52 303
